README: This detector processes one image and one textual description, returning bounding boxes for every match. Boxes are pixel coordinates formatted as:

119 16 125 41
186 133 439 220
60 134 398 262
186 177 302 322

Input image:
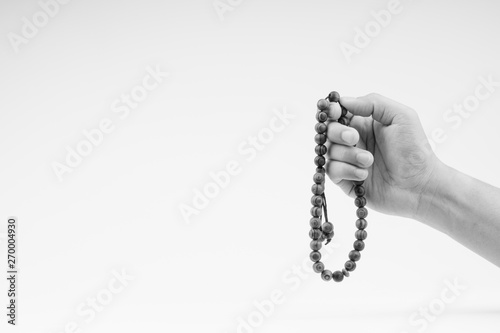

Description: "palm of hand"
352 116 437 218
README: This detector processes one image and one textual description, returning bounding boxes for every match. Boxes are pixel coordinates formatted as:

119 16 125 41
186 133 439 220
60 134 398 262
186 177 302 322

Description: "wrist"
413 159 457 232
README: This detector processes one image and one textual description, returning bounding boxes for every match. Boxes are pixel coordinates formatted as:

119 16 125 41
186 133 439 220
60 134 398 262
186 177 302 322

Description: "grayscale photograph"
1 0 499 332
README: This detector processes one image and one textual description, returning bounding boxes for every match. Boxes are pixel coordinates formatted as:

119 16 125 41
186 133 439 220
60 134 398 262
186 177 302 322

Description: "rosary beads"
310 91 368 282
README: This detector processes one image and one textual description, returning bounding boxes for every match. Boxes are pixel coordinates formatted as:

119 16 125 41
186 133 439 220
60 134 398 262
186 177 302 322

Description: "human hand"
325 93 442 219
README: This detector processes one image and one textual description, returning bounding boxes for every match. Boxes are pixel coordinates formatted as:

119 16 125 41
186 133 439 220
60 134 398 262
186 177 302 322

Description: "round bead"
314 134 327 145
314 156 326 167
353 240 365 251
311 195 323 206
310 206 322 217
354 185 365 197
310 217 321 229
349 250 361 261
310 240 322 251
309 228 322 240
354 197 366 207
315 144 327 155
313 173 325 184
313 261 325 273
355 229 368 240
322 221 333 233
311 184 324 195
321 270 333 281
310 251 321 262
356 207 368 219
332 270 344 282
310 93 373 283
315 123 327 134
344 260 356 272
317 99 329 110
317 112 328 122
328 91 340 103
355 218 367 229
338 117 349 126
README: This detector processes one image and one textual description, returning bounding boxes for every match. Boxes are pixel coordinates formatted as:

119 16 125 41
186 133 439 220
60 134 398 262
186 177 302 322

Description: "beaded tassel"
310 91 368 282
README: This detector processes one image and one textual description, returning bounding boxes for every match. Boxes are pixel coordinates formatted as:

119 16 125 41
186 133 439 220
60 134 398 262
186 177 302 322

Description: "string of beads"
310 91 368 282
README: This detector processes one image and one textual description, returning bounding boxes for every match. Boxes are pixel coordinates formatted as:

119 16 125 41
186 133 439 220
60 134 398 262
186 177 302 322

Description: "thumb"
339 93 416 126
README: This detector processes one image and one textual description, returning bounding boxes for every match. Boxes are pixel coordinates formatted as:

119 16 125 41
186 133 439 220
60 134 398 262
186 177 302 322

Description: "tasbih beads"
310 91 368 282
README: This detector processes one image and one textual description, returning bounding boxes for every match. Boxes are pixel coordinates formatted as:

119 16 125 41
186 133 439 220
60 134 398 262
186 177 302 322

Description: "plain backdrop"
1 0 499 332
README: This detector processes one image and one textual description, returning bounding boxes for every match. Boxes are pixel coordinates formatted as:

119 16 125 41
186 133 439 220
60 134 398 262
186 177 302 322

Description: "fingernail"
341 131 354 143
356 153 371 166
355 168 367 179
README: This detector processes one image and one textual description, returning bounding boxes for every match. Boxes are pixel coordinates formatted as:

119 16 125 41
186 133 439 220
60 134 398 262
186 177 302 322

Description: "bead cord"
310 91 369 282
320 193 332 245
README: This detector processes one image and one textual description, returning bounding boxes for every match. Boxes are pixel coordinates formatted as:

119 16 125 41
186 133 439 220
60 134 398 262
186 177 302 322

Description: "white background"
1 0 499 332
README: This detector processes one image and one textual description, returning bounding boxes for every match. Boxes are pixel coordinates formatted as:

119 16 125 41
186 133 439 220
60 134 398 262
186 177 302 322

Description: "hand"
325 93 442 219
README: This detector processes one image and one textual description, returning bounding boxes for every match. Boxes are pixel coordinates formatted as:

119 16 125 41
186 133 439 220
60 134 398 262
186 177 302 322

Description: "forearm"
416 161 500 267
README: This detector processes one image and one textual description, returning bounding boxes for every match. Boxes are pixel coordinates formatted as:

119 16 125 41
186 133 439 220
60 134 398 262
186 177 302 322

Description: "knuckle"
408 108 419 119
340 146 352 162
330 144 350 162
330 161 343 177
366 92 381 100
